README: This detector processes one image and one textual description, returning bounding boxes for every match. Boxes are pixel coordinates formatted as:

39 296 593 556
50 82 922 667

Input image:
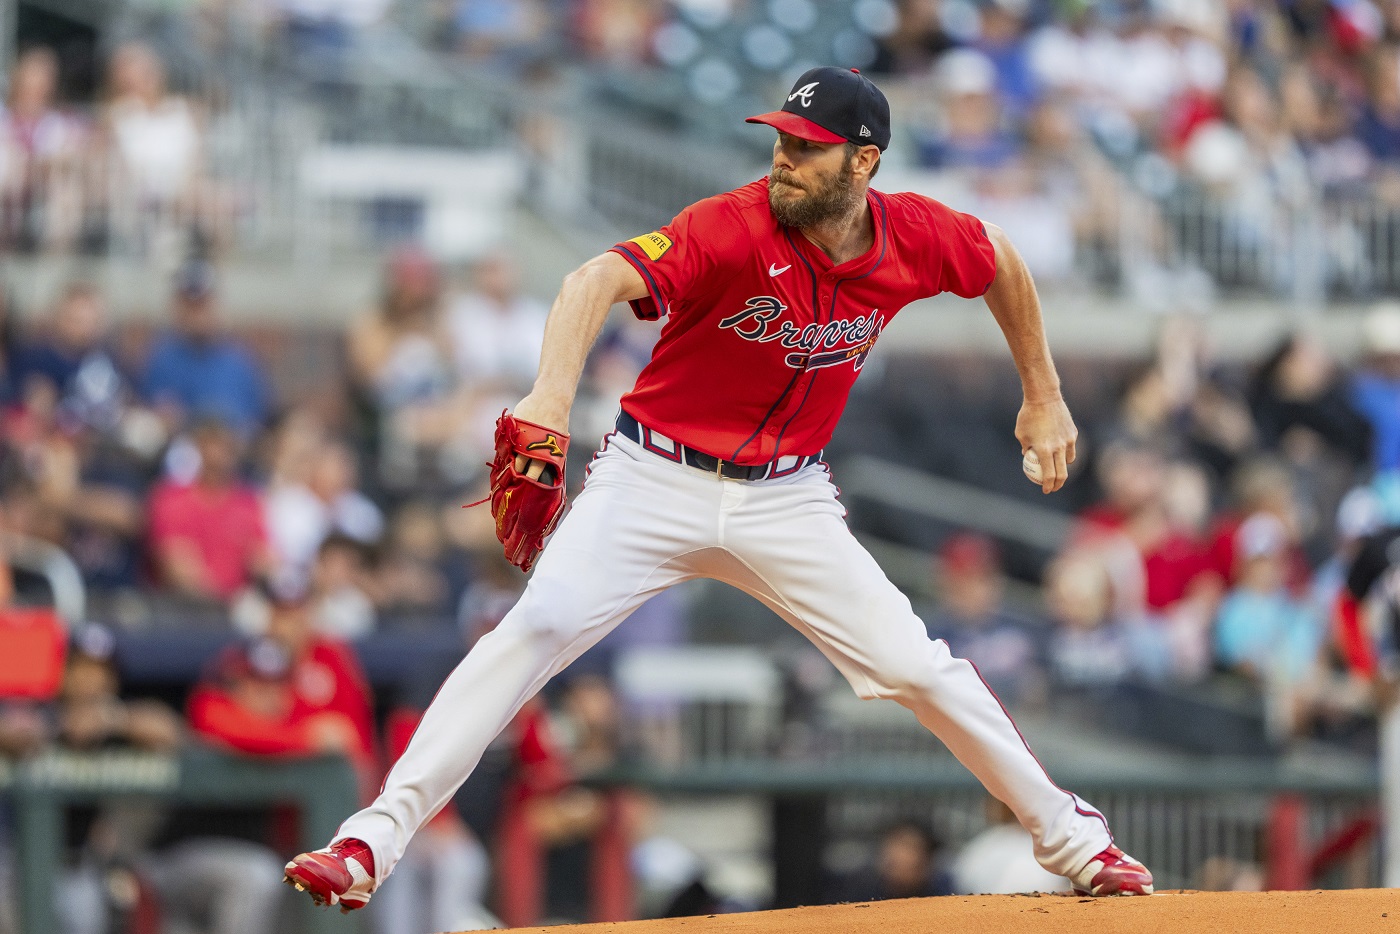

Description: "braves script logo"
719 296 885 371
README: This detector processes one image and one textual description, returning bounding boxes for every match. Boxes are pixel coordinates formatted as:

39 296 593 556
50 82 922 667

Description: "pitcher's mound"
481 889 1399 934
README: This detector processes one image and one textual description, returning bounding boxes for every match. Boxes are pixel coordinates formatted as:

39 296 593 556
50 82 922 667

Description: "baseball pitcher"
286 66 1153 911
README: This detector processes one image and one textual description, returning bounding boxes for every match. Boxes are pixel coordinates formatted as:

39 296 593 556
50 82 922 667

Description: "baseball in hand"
1022 449 1043 485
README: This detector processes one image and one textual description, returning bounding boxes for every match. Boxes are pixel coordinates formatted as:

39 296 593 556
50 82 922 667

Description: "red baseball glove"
482 410 570 572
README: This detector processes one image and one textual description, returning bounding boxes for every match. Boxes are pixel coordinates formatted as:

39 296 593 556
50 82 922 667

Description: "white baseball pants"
336 432 1113 886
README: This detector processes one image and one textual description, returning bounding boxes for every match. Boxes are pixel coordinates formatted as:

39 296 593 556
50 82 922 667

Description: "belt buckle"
715 458 725 479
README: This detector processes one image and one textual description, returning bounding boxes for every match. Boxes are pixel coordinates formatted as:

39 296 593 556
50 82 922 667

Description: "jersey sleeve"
900 193 998 299
609 194 747 321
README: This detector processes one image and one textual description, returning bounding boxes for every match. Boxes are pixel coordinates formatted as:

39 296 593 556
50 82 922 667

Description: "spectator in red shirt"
1077 441 1220 612
1206 457 1312 593
1072 444 1220 679
494 697 614 926
148 417 271 602
188 589 375 781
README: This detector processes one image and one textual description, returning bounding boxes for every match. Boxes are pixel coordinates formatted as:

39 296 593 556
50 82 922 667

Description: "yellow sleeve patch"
627 231 673 261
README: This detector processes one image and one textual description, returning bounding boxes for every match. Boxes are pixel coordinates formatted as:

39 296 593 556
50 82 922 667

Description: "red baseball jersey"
609 177 997 464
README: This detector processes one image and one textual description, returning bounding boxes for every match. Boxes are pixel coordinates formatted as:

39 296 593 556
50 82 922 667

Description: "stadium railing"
1 532 85 626
588 741 1379 902
840 455 1073 555
0 745 360 934
19 2 1400 307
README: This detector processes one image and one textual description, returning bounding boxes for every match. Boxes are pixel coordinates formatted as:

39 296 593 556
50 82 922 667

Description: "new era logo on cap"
746 66 891 151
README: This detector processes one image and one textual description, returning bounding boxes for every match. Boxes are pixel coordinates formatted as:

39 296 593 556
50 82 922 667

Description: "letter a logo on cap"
787 82 818 107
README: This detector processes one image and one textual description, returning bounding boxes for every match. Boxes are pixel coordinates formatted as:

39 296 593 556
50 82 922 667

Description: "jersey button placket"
762 423 779 460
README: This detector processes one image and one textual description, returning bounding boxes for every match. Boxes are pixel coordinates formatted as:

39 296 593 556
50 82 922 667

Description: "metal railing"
30 6 1400 306
581 122 762 233
615 646 784 767
0 9 527 266
839 455 1074 554
830 786 1376 891
604 750 1379 893
2 532 85 625
0 747 360 934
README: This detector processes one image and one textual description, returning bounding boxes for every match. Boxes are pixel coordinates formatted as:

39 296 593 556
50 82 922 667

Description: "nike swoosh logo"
769 263 791 277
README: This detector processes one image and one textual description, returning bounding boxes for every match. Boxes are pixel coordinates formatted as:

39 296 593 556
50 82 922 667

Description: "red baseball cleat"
283 838 376 912
1069 845 1154 896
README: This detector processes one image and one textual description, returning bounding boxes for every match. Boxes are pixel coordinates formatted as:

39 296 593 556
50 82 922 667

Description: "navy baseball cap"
747 66 891 151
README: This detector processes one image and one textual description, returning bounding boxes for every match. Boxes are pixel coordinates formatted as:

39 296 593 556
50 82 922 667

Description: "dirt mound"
484 889 1399 934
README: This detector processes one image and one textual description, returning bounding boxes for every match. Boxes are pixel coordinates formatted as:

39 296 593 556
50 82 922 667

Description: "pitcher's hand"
1015 397 1077 494
511 393 570 480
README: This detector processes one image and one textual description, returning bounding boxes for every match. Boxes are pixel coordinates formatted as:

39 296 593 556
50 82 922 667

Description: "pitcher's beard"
768 160 862 229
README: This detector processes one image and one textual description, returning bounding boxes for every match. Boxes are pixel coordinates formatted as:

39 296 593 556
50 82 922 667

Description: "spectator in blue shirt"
1351 306 1400 472
12 282 137 436
1214 513 1325 688
974 0 1039 119
914 49 1020 171
1044 551 1172 688
143 262 269 436
923 532 1044 705
1356 51 1400 163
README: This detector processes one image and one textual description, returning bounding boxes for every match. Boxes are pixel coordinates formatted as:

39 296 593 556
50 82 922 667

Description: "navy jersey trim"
610 244 667 321
728 228 823 462
769 373 819 457
860 191 890 283
733 228 817 462
783 226 822 312
769 194 890 456
729 369 803 463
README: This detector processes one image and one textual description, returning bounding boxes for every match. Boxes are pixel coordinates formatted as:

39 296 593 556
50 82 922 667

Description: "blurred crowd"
873 0 1400 187
0 38 227 264
438 0 1400 193
0 610 643 933
0 244 661 625
430 0 1400 290
4 4 1400 927
916 308 1400 744
0 240 688 930
868 0 1400 288
26 2 1400 290
2 253 1399 925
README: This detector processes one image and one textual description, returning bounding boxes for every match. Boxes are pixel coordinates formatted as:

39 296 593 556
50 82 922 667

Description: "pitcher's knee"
867 640 951 705
504 573 607 651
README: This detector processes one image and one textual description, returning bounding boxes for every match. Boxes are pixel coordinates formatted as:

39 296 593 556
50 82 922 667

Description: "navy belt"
615 411 822 481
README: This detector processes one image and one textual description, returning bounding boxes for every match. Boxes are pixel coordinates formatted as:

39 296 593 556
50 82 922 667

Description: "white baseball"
1022 449 1043 485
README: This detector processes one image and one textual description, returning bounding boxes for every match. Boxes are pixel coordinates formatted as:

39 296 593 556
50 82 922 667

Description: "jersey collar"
781 188 887 279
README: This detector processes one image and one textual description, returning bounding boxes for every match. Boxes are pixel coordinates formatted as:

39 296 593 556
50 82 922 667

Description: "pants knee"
866 639 948 705
505 575 605 652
